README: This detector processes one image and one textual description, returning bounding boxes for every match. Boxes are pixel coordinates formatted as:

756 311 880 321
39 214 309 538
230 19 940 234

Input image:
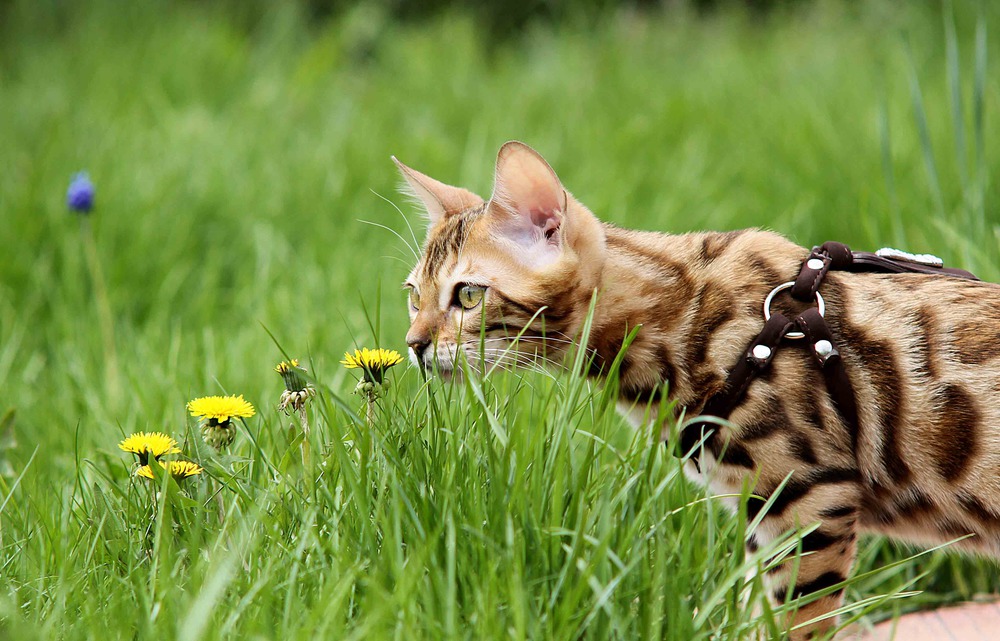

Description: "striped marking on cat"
930 385 980 482
492 289 577 337
774 571 847 601
419 206 483 280
957 492 1000 523
736 395 789 441
912 306 940 379
820 505 858 519
838 320 912 484
763 532 856 579
708 436 755 469
952 304 1000 364
682 283 735 374
697 229 747 264
892 489 937 518
746 467 860 521
604 233 697 299
788 432 819 464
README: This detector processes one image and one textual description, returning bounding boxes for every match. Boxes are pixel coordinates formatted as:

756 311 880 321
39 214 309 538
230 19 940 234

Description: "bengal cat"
397 141 1000 639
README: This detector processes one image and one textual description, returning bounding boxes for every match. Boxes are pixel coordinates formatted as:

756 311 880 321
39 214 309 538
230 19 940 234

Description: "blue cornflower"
67 172 95 214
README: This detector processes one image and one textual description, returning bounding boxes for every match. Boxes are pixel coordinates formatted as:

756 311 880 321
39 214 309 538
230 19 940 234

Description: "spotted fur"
398 141 1000 640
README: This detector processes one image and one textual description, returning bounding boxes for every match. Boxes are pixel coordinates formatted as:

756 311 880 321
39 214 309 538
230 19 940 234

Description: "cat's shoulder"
667 227 807 266
600 224 806 270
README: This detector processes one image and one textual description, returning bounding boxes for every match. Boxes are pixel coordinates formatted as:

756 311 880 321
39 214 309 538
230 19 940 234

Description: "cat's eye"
408 288 420 311
456 285 485 310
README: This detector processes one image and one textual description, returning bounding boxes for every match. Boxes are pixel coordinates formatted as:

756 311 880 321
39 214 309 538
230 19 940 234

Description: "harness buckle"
763 281 825 340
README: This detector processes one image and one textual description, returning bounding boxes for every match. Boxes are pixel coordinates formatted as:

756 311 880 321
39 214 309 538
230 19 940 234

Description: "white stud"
814 340 833 357
807 258 825 271
876 247 944 267
752 345 772 360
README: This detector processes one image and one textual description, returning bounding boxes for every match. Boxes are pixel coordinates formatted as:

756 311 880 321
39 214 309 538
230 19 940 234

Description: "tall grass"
0 1 998 638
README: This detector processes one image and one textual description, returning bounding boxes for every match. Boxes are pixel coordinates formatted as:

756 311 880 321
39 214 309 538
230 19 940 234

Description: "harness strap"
792 241 978 301
793 308 860 451
675 240 978 466
679 313 793 459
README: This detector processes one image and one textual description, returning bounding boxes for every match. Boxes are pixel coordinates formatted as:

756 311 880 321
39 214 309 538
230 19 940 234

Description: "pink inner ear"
537 212 560 242
503 167 563 218
489 142 567 261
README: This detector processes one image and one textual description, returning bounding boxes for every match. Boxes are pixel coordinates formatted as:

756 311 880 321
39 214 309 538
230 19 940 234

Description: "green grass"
1 1 999 638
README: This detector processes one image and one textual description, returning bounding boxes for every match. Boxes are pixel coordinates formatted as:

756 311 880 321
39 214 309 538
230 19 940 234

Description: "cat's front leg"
750 479 860 640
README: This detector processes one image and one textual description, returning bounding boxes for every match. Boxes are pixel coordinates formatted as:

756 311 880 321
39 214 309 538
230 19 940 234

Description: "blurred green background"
1 0 998 638
2 0 996 456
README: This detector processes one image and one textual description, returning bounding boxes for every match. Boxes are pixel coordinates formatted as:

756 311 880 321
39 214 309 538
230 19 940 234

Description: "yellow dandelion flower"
274 359 300 374
341 347 403 384
118 432 181 466
167 460 204 478
341 347 403 370
136 460 204 480
187 394 256 423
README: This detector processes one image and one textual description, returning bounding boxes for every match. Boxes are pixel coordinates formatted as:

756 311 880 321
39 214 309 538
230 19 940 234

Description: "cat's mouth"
411 342 464 379
412 342 504 381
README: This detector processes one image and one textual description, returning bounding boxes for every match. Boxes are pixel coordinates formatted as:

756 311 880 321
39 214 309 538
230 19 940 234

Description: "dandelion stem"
298 408 311 470
79 217 120 404
216 492 226 526
364 392 377 427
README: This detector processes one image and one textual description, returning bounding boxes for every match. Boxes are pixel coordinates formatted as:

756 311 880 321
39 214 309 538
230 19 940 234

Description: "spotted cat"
398 141 1000 640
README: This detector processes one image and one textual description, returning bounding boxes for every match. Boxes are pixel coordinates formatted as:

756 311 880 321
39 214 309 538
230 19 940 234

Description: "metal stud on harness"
677 241 979 466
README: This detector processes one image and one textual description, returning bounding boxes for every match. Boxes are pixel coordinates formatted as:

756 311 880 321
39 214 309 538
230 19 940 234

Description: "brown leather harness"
678 242 979 466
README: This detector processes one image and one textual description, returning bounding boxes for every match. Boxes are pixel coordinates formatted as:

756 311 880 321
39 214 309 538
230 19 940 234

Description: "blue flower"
67 172 95 214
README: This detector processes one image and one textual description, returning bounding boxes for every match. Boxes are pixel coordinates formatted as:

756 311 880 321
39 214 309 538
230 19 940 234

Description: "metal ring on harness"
763 282 825 340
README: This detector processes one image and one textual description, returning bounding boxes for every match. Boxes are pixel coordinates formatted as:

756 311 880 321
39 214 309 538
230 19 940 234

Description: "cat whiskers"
365 189 420 260
477 335 578 346
479 334 575 352
482 353 557 381
476 334 600 373
473 346 561 380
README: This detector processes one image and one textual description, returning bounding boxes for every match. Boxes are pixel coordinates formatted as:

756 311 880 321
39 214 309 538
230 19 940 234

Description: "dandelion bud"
275 359 309 392
275 359 316 413
201 421 236 450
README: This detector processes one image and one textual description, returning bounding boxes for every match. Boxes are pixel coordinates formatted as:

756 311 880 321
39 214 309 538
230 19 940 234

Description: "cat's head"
398 141 605 377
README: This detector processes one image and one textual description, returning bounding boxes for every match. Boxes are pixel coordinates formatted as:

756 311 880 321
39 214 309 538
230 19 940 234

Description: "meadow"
1 1 999 638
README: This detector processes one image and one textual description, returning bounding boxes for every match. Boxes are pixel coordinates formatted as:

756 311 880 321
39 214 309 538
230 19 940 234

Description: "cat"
396 141 1000 640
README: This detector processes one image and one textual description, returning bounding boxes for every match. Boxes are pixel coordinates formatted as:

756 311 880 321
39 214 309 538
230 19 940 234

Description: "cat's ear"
392 156 484 226
487 141 568 268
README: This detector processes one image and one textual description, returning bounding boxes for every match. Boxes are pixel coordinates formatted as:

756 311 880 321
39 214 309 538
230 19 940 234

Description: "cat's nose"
407 336 431 362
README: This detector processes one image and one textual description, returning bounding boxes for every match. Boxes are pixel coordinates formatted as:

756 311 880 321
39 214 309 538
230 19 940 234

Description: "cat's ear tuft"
392 156 484 226
488 142 568 268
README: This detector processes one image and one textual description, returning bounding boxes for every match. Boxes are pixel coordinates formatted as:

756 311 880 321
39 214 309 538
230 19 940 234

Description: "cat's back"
830 269 1000 385
823 271 1000 551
